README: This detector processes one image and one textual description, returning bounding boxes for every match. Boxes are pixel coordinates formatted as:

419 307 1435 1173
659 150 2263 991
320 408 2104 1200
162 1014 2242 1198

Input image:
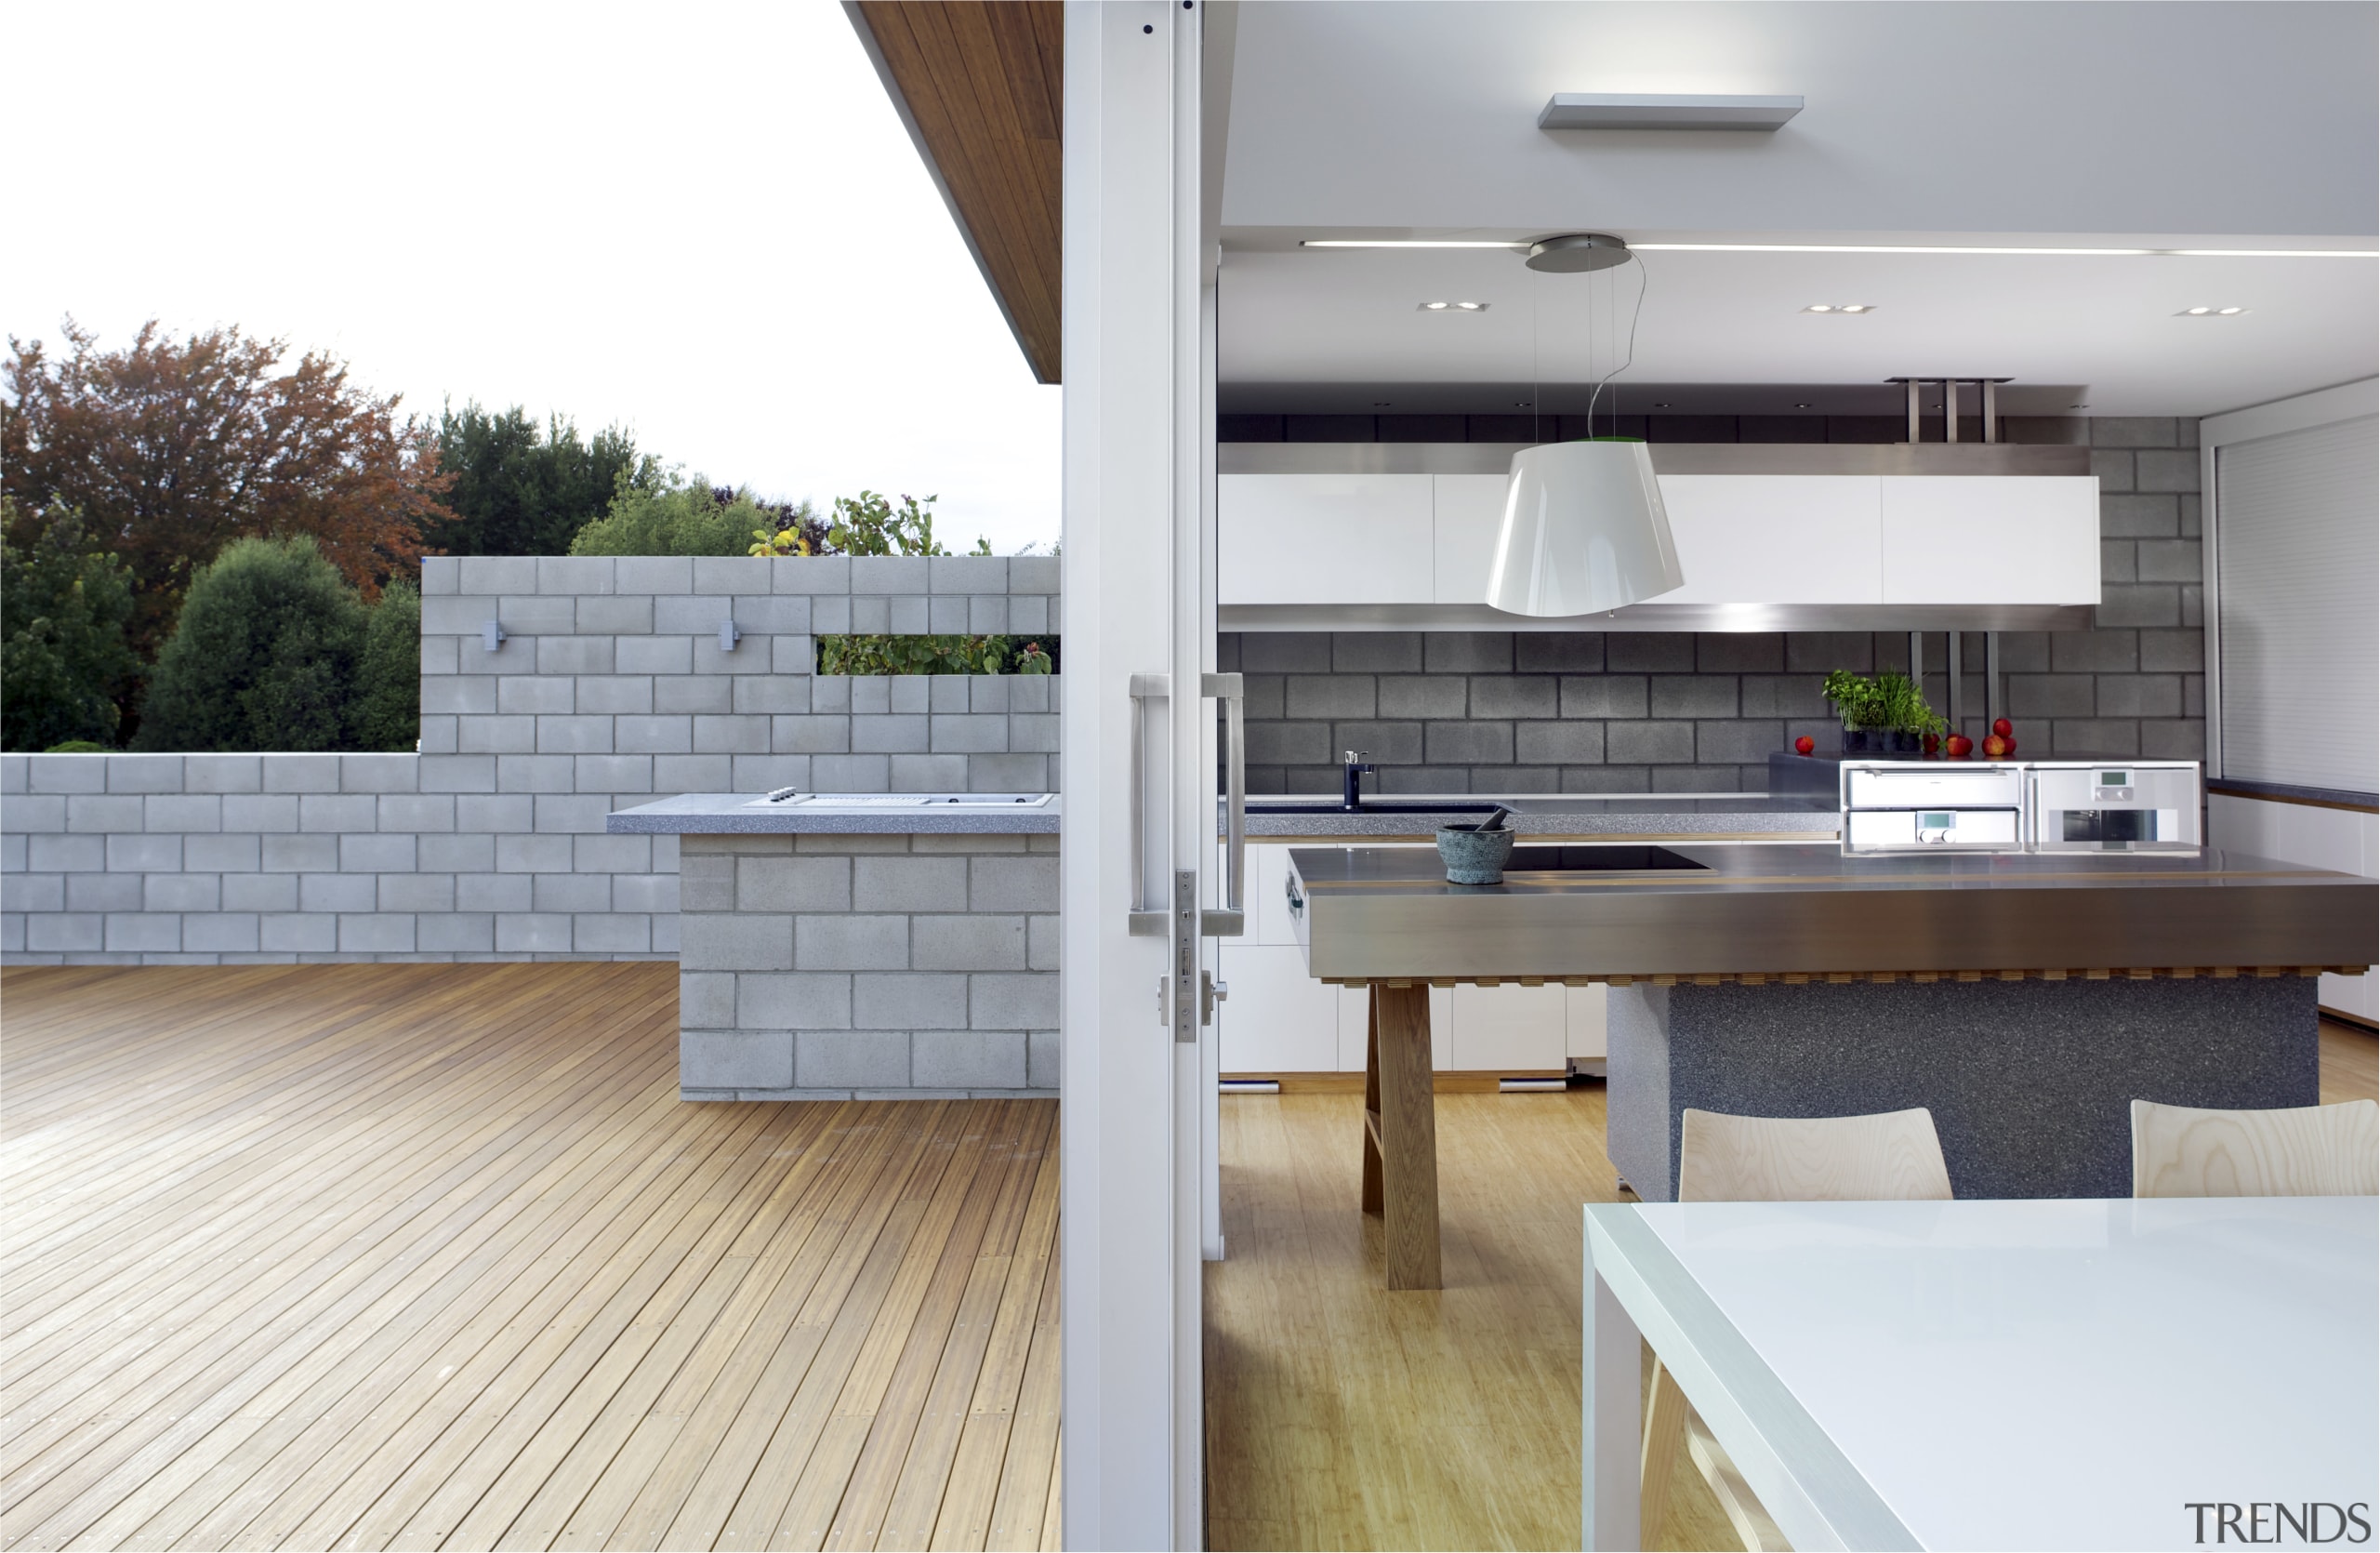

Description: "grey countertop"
1241 793 1840 839
1286 843 2379 979
609 792 1062 834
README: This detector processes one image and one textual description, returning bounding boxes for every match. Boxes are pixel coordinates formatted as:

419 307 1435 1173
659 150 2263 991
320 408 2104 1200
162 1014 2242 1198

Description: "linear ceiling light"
1299 240 2378 259
2177 306 2249 316
1539 93 1803 131
1419 300 1490 312
1804 303 1877 313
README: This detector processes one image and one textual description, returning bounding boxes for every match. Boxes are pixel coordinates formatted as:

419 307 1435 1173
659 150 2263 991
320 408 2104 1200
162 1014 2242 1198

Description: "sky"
2 0 1063 554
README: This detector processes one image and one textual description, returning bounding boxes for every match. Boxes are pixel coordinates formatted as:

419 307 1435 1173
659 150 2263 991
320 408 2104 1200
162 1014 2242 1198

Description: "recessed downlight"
2177 305 2249 316
1418 300 1489 312
1804 303 1876 314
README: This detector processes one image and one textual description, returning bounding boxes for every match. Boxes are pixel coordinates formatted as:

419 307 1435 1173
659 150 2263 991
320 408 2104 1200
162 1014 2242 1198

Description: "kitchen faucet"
1341 750 1374 812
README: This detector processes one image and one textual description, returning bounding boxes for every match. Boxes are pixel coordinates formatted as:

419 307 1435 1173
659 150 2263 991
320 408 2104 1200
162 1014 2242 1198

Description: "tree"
1 499 140 750
2 318 453 659
569 472 793 557
132 537 367 752
428 403 654 556
353 580 420 751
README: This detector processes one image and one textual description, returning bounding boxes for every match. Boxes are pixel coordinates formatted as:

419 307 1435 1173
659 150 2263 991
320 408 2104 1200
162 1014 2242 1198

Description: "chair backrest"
2131 1098 2380 1198
1678 1107 1953 1202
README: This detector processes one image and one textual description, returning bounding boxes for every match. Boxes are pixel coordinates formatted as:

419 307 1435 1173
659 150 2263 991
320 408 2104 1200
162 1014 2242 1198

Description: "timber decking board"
0 963 1061 1552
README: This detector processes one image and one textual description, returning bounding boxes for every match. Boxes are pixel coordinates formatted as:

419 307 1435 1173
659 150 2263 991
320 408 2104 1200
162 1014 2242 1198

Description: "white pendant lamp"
1486 439 1683 616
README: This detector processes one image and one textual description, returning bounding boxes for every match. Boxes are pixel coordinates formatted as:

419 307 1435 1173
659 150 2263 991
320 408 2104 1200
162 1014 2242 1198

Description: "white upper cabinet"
1217 474 1434 604
1657 475 1884 604
1432 474 1510 604
1879 475 2099 604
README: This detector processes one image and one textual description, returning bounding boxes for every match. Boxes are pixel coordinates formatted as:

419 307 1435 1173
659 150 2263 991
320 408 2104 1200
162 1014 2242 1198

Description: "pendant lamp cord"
1585 254 1648 437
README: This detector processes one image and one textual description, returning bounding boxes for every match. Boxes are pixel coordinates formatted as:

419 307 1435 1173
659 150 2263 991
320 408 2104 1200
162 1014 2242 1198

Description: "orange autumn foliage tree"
2 318 454 657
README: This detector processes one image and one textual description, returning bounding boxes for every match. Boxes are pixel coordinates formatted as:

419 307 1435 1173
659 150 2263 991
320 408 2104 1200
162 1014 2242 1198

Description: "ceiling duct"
1889 378 2014 444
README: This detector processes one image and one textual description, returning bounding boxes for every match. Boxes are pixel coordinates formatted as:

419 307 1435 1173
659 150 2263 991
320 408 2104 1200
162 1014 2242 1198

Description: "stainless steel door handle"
1204 671 1245 936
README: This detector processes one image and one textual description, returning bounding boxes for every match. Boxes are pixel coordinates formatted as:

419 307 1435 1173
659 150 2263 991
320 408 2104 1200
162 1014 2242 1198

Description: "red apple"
1945 734 1974 758
1982 734 2010 758
1923 733 1940 754
1793 735 1815 755
2001 736 2016 753
1992 717 2013 738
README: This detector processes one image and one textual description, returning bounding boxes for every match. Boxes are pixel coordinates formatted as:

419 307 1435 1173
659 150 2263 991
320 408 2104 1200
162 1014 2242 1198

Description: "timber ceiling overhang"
846 1 1063 385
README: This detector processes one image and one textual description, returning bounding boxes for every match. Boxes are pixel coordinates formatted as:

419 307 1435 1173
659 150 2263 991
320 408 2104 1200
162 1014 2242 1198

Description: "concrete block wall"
1223 417 2204 794
1 555 1064 968
676 832 1060 1099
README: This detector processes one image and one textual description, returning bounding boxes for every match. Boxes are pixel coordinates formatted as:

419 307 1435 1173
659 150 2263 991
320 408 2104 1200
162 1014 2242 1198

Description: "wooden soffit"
847 1 1063 385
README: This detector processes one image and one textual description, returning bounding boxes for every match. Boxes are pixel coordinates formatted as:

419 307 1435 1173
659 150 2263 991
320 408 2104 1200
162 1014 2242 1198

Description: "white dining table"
1582 1196 2379 1551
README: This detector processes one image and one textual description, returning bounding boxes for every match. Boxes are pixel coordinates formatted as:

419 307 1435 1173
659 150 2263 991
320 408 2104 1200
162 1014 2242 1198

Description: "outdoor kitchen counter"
1290 843 2377 1219
609 791 1061 834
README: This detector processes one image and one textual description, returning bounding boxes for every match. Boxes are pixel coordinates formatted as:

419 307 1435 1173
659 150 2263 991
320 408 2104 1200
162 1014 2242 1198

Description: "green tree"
132 537 367 751
569 472 786 557
826 490 949 556
428 403 654 556
1 499 140 750
353 580 420 751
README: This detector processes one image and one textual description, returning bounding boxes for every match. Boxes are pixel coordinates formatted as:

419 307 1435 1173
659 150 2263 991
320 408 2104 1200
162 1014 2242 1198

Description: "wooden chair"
1641 1107 1952 1551
2131 1098 2379 1198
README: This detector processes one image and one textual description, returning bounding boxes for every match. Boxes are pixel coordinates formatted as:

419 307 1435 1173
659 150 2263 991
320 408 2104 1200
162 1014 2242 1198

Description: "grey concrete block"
417 913 496 952
929 676 972 714
916 1029 1027 1087
496 754 575 793
183 913 261 953
654 594 734 635
456 794 535 833
653 755 734 793
301 873 378 912
223 873 298 912
775 556 852 594
419 755 499 793
812 755 891 791
852 715 928 754
613 872 678 913
913 914 1027 971
853 856 968 913
67 872 143 911
3 795 66 832
683 1029 795 1089
693 912 795 971
612 715 694 755
850 555 930 593
28 834 104 872
416 831 492 873
497 674 577 715
928 714 1010 754
68 795 146 833
536 636 614 675
795 1029 906 1088
2049 720 2141 756
2137 630 2206 673
496 594 578 634
1006 714 1059 754
1514 722 1606 764
28 756 110 794
1738 674 1829 719
1009 596 1049 636
535 715 614 755
377 873 456 912
1282 676 1373 721
421 557 463 595
459 716 537 754
1426 722 1514 764
681 971 737 1028
655 676 734 717
261 833 339 872
181 755 264 794
968 596 1010 633
1696 634 1785 673
27 912 104 951
2101 495 2178 538
928 596 970 633
890 678 930 715
2099 539 2137 584
2136 539 2202 584
854 973 969 1029
572 913 651 954
339 833 416 872
4 873 64 913
537 791 614 830
795 914 907 970
532 873 610 913
2140 720 2206 760
693 556 776 595
694 716 770 755
1606 634 1699 673
1028 1029 1061 1089
1238 632 1332 673
616 555 694 593
340 754 418 794
424 675 499 716
105 913 181 952
573 754 654 792
2092 417 2179 449
1027 915 1060 971
679 853 734 911
2096 586 2181 629
184 833 261 872
617 635 694 676
2095 674 2182 717
2011 674 2102 720
2135 449 2200 493
1560 675 1649 719
772 636 819 675
496 832 575 872
772 716 850 754
298 794 378 833
2050 631 2138 672
103 754 184 793
732 755 813 791
457 872 534 912
813 596 853 634
460 555 539 593
105 833 184 871
1697 721 1787 764
423 593 498 635
0 755 26 795
572 833 649 873
496 913 575 953
260 912 337 952
732 677 813 716
1606 722 1696 764
2089 449 2135 492
1649 676 1738 719
885 755 965 790
575 595 652 634
1009 556 1059 593
970 856 1059 912
738 854 852 912
931 556 1006 593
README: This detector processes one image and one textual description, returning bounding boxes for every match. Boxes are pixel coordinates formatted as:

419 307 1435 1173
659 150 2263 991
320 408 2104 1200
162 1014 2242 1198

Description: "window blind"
2215 415 2379 793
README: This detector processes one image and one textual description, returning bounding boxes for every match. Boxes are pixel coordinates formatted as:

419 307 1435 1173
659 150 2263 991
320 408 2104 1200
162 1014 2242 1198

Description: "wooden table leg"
1362 983 1440 1290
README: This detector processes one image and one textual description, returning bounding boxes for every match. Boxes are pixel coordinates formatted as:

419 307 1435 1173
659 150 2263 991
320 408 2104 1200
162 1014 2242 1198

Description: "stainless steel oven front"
2025 762 2202 849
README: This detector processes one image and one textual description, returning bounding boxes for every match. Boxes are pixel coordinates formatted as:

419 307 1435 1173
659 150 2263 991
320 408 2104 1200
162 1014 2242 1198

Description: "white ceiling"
1213 2 2379 418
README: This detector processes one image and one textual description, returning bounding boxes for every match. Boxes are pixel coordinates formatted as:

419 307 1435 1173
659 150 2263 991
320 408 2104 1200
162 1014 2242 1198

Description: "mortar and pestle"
1436 805 1514 884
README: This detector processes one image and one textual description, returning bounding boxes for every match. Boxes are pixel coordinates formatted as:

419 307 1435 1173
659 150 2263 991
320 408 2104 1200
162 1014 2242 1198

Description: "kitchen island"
1289 843 2376 1281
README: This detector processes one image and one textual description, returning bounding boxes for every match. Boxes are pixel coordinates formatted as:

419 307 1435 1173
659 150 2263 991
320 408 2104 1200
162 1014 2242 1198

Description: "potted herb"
1875 671 1948 753
1823 670 1949 753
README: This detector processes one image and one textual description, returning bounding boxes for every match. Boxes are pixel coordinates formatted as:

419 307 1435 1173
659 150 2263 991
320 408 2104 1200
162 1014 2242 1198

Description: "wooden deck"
0 963 1060 1552
1204 1017 2380 1551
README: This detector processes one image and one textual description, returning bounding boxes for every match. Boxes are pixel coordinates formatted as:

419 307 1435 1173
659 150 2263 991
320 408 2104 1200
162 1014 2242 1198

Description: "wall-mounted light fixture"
483 620 506 653
1539 93 1804 131
720 620 742 652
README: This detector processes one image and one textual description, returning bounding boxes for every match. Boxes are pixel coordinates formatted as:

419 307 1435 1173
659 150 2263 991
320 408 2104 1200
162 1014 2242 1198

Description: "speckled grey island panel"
611 792 1061 834
1606 976 2319 1201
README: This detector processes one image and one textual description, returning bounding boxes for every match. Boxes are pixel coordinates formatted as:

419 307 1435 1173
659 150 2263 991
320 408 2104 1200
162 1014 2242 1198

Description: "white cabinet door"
1216 943 1347 1074
1218 474 1435 604
1879 475 2099 604
1655 475 1884 604
1446 984 1567 1070
1242 843 1305 947
1433 474 1511 604
1567 982 1607 1061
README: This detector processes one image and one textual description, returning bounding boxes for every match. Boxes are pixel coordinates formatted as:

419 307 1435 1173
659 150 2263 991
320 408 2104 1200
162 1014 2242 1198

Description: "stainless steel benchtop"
1239 793 1840 839
1287 843 2380 980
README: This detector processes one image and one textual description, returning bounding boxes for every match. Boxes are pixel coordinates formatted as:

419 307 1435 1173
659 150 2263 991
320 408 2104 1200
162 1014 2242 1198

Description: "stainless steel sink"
1505 845 1709 872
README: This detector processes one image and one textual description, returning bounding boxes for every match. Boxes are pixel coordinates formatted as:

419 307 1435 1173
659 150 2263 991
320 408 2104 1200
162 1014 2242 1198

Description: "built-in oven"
1840 762 2025 851
2025 762 2202 850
